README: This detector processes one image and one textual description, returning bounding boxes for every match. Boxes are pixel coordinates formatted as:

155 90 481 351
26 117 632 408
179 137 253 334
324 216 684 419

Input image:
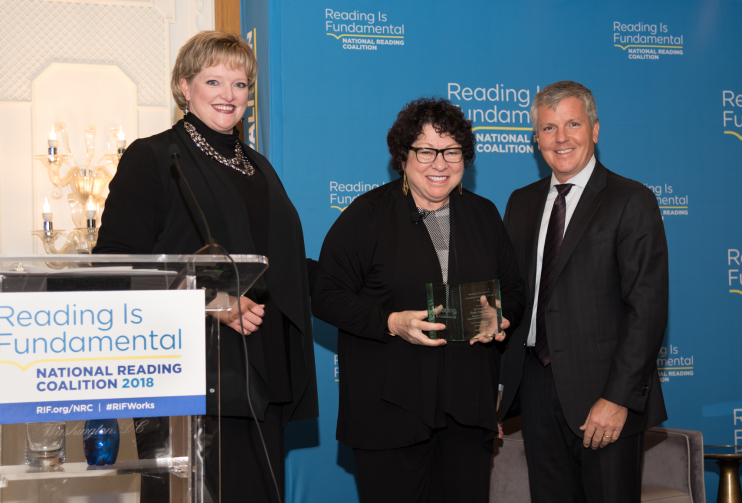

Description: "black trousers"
520 352 644 503
353 415 492 503
205 405 285 503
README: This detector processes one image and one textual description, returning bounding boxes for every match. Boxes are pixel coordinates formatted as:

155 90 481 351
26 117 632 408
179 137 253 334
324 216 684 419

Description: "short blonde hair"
171 31 257 111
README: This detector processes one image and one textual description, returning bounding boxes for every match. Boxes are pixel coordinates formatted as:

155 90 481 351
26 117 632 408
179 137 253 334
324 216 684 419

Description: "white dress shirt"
526 155 596 346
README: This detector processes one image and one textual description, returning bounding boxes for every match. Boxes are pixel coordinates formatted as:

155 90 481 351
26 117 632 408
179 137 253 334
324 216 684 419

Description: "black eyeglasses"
409 147 463 164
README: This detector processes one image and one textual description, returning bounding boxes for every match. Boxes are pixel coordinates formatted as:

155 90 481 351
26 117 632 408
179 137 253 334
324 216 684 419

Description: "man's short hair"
531 81 598 135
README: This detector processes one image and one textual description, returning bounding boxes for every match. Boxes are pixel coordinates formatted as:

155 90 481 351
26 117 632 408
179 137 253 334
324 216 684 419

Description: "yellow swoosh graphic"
472 126 532 132
331 206 347 212
659 206 687 209
724 131 742 141
327 33 404 40
658 367 693 370
730 290 742 295
0 355 181 372
614 44 683 50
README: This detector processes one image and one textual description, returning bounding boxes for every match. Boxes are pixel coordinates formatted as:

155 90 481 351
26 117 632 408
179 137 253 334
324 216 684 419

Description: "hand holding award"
426 279 509 343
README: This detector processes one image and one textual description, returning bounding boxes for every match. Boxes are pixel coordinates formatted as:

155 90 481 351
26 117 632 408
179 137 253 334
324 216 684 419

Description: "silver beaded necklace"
184 121 255 176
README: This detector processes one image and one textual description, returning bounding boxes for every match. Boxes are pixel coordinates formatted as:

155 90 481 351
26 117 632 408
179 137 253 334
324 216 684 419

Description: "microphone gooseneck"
169 144 282 501
169 143 221 255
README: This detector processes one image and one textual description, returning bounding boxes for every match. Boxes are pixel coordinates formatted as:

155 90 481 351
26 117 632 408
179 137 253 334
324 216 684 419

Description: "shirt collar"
417 202 450 217
549 155 596 190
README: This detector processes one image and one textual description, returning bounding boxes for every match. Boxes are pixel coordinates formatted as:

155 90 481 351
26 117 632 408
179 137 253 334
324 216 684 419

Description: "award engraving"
426 279 502 341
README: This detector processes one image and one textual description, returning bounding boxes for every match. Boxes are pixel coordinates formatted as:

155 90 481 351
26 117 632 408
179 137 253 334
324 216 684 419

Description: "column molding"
214 0 244 140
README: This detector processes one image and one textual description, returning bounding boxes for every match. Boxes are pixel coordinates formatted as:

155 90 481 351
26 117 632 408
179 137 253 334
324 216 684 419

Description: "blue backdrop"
242 1 742 501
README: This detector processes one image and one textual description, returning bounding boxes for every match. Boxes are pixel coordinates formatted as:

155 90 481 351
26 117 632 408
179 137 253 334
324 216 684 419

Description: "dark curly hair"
387 97 476 174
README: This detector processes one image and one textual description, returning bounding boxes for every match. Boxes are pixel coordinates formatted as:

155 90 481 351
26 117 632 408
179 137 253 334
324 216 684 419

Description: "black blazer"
500 161 668 437
312 179 524 449
94 121 319 425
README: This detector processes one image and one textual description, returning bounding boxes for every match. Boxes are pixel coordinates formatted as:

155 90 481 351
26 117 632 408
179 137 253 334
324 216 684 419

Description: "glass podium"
0 254 268 503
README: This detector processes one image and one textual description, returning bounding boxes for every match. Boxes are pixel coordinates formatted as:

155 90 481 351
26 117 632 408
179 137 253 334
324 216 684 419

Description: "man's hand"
215 297 265 336
388 310 447 346
579 398 628 449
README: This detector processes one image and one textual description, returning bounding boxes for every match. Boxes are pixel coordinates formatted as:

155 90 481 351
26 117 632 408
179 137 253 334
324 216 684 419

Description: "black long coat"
312 179 524 449
94 120 318 425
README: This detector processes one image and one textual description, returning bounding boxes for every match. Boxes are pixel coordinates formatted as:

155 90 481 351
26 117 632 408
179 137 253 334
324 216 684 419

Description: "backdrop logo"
448 82 537 155
723 90 742 141
728 249 742 295
644 183 689 216
657 344 694 382
329 181 383 212
325 8 404 51
613 21 684 59
702 404 742 447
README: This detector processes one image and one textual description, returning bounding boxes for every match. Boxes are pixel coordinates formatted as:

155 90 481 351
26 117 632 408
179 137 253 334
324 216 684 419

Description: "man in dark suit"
499 81 668 502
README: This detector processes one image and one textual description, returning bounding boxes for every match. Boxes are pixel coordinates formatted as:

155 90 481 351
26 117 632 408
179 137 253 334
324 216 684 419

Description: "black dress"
312 179 525 502
94 113 318 502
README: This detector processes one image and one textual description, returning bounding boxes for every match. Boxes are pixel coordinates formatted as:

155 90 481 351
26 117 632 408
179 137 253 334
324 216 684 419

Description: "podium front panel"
0 255 267 503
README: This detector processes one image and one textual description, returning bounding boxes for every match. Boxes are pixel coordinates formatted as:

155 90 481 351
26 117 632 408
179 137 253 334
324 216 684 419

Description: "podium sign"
426 279 502 341
0 254 268 502
0 289 206 424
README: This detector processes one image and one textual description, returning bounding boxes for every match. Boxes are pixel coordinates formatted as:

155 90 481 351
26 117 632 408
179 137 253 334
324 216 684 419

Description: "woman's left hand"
470 296 510 345
214 297 265 336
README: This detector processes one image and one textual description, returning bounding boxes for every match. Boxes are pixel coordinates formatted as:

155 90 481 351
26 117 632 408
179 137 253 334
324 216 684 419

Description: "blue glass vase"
83 419 120 466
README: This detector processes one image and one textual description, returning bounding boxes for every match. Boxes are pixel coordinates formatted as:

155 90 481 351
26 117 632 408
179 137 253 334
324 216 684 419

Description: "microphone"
169 143 222 255
410 210 426 225
170 148 279 502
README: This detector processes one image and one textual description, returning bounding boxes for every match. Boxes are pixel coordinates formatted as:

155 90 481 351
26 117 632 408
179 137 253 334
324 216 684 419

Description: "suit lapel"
526 179 551 297
547 162 608 296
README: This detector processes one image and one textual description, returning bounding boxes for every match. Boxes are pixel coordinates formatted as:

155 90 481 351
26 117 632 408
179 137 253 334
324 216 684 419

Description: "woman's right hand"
387 311 447 346
214 297 265 336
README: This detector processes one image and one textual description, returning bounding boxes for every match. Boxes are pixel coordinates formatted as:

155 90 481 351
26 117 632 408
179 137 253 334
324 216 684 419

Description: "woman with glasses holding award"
94 31 318 503
312 97 525 502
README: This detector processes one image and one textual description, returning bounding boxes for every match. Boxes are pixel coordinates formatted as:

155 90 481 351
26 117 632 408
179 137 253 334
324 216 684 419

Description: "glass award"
426 279 502 341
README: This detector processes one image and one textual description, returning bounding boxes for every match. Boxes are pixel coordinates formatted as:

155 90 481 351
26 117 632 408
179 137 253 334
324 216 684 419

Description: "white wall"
0 2 217 500
0 0 215 255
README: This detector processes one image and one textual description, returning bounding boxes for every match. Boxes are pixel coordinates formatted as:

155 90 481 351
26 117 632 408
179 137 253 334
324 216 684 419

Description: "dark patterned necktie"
535 183 574 366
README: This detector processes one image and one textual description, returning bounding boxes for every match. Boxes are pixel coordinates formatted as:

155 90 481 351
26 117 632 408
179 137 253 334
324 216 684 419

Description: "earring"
184 101 189 115
402 171 409 195
459 182 463 195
